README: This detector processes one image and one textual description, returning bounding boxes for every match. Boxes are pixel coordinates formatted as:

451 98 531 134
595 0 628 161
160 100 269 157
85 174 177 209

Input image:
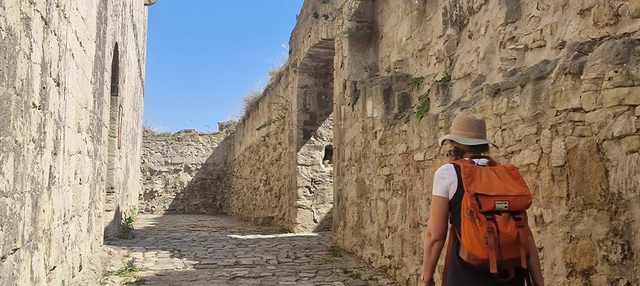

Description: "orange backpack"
445 157 532 281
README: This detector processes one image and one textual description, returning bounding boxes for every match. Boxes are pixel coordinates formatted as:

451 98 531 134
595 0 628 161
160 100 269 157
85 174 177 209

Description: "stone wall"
0 0 148 285
323 0 640 285
170 60 336 232
149 0 639 284
140 129 225 213
178 0 640 285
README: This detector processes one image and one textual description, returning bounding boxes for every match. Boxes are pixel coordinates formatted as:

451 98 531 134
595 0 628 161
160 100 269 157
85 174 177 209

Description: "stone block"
567 112 585 122
540 129 552 154
548 113 567 126
507 145 522 154
567 139 608 209
603 70 635 89
541 167 569 204
512 144 541 166
502 113 523 126
557 124 574 137
528 40 547 49
636 105 640 116
573 126 593 137
601 86 640 107
565 136 580 151
581 72 605 80
580 91 600 112
521 134 538 149
550 139 566 167
396 144 407 154
562 240 598 272
612 112 638 138
492 129 504 148
503 0 522 24
593 3 617 28
607 153 640 198
630 0 640 18
580 80 602 92
514 124 538 142
493 98 508 115
549 86 582 111
502 129 517 147
621 136 640 153
520 29 545 49
483 83 500 97
413 151 425 162
485 116 502 129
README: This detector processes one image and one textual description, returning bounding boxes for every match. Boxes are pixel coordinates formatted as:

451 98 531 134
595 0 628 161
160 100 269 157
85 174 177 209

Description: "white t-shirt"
432 158 489 200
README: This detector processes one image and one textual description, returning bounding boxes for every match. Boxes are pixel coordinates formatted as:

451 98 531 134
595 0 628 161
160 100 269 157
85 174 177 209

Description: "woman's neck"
462 152 482 159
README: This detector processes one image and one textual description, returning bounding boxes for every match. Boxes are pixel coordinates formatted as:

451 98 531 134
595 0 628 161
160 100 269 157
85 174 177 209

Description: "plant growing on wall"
434 73 451 83
256 95 290 131
344 23 374 42
242 90 264 118
414 73 451 121
408 76 425 91
416 90 431 120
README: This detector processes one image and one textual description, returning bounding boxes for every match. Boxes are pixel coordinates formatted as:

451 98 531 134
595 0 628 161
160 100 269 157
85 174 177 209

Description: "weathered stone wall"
174 71 297 225
0 0 148 285
158 0 639 284
172 62 336 232
321 0 640 285
140 129 225 213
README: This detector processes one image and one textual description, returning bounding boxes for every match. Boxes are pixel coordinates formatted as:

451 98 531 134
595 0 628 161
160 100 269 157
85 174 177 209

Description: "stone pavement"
102 214 398 286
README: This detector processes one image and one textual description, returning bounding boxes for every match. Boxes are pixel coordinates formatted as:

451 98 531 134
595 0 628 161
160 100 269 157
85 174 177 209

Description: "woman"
421 113 544 286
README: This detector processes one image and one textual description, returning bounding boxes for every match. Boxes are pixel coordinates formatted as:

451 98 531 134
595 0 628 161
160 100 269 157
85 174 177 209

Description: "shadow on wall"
314 206 333 232
104 205 122 240
158 118 334 233
156 40 337 233
163 133 233 215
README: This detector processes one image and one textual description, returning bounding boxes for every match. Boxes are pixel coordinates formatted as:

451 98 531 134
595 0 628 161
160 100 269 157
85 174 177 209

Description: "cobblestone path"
102 214 398 286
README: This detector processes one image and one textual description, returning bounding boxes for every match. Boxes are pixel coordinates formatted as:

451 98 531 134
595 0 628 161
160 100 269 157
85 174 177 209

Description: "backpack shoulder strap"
443 163 464 286
441 224 455 286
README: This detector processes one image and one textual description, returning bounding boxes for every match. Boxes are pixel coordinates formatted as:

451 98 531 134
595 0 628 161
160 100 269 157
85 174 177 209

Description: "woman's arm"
527 231 544 286
422 195 450 285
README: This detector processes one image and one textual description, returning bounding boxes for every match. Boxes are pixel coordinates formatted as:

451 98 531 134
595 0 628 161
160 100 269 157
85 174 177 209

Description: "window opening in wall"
323 145 333 164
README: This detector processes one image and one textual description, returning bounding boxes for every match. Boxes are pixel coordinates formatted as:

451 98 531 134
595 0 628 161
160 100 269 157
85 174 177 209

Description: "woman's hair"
446 141 490 160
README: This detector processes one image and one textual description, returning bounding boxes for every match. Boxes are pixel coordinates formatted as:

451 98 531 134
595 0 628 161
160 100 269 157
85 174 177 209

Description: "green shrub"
328 243 342 257
105 257 145 277
121 206 137 240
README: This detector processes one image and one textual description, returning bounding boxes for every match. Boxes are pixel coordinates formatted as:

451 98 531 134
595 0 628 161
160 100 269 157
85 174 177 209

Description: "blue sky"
143 1 304 133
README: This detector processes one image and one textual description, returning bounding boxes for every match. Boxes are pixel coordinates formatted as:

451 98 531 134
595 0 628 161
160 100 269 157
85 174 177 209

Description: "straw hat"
438 113 496 147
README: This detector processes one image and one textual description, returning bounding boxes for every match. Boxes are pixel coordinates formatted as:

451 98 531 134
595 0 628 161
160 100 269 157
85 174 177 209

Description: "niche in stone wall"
323 145 333 164
105 43 121 239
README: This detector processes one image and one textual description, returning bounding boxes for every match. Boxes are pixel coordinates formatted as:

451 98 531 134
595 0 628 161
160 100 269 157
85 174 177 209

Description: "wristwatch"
421 276 434 283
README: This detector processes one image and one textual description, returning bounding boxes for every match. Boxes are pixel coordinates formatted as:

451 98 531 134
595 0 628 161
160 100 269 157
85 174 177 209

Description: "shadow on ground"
102 214 396 286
